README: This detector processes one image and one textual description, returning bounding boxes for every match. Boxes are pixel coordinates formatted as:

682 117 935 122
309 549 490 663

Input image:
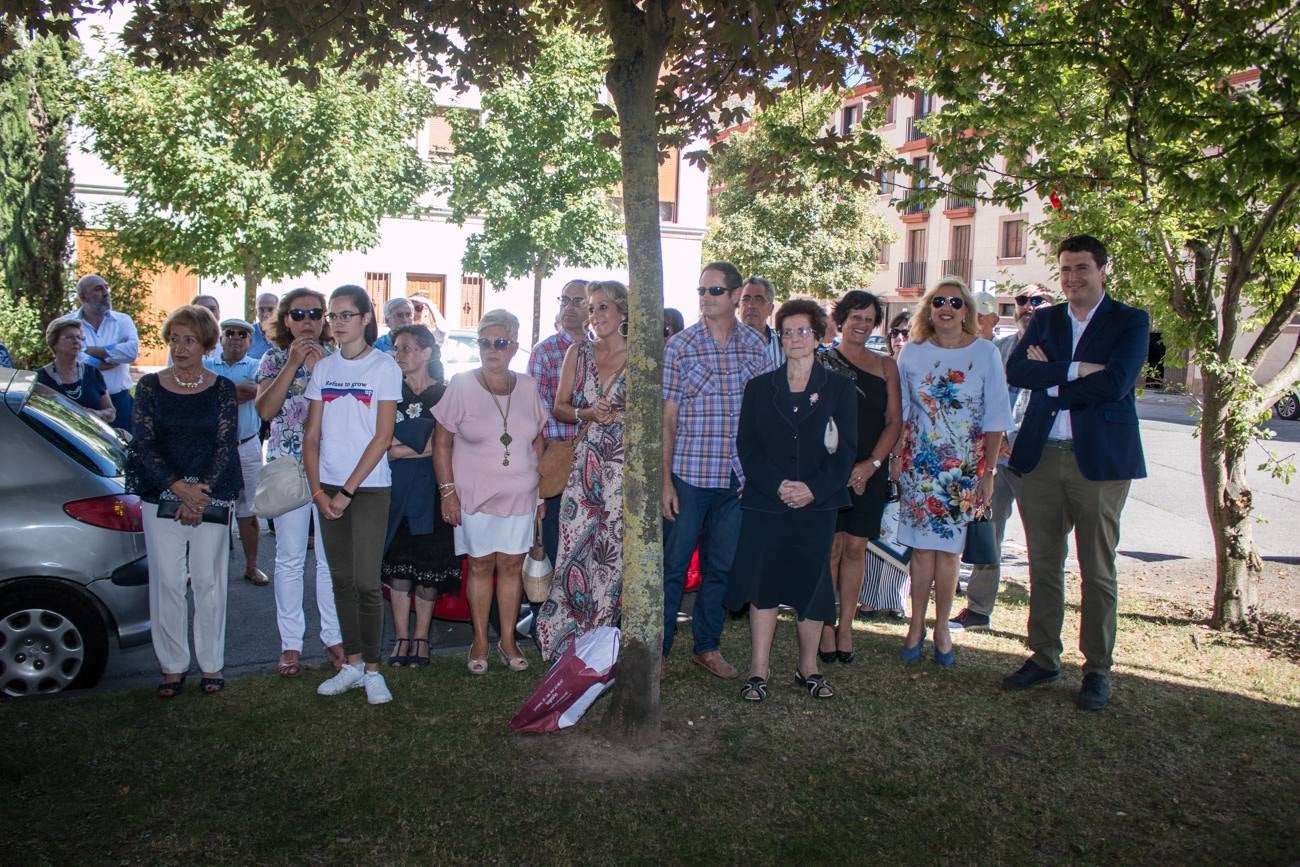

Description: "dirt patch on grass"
513 714 718 781
1117 557 1298 616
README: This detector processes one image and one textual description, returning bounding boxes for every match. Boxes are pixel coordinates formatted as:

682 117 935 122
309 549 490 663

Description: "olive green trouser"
1019 441 1130 674
318 486 391 665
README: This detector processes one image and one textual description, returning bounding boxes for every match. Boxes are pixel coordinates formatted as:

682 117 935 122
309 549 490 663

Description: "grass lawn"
3 587 1298 866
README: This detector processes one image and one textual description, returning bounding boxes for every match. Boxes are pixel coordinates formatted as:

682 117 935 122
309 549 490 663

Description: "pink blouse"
433 370 546 517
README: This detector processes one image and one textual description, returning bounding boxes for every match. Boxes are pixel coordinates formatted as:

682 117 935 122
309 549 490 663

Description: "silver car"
0 370 150 696
440 329 533 382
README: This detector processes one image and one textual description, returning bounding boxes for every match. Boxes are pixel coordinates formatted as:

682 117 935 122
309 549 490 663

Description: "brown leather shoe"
692 650 739 679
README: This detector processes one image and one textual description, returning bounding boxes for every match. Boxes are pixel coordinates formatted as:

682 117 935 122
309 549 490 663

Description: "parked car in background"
865 335 887 354
441 328 533 381
1276 386 1299 421
0 370 150 696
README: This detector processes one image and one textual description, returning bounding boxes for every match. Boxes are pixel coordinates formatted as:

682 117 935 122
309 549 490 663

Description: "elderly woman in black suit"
726 298 858 702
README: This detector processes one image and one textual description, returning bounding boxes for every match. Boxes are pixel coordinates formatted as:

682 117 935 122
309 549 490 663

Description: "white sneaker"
363 670 393 705
317 662 364 696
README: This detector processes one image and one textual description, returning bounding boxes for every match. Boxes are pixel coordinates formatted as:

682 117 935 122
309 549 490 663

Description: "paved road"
99 392 1300 691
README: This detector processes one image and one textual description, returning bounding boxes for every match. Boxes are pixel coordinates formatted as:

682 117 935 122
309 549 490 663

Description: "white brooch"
824 418 839 454
809 393 819 406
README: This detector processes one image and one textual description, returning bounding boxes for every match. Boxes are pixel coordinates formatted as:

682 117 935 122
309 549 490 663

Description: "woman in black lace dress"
127 305 242 697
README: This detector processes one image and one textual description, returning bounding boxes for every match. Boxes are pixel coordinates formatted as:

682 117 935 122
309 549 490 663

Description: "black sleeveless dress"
820 348 891 539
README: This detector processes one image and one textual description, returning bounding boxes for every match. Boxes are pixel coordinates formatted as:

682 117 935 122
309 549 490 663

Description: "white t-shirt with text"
305 348 403 488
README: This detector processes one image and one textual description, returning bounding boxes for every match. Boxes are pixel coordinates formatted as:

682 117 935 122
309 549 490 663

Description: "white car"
440 329 533 382
1276 387 1299 421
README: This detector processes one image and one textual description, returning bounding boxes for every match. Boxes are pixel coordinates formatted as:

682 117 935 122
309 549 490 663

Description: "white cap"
972 292 999 317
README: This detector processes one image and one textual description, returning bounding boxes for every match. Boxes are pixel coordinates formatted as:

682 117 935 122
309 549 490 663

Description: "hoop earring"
618 320 629 337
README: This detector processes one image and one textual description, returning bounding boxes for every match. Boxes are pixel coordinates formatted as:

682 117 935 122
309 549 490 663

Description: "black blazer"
1006 295 1148 481
736 362 858 513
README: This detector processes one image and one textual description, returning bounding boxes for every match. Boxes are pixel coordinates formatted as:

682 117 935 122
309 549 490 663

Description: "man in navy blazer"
1001 234 1148 711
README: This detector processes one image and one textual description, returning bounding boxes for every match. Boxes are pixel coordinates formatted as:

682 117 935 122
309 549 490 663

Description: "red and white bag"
509 626 619 733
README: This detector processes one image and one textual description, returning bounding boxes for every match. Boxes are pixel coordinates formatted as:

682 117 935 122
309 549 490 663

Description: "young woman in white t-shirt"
304 284 403 704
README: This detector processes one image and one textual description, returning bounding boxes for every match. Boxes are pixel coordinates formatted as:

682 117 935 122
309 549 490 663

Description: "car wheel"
1276 393 1299 421
0 585 109 696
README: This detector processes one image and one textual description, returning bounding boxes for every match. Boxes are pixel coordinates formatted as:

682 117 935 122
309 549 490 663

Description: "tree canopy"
79 14 436 318
440 26 624 347
899 0 1300 626
704 88 891 300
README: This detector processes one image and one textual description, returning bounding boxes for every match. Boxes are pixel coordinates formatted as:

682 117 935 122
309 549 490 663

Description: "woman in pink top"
433 309 546 675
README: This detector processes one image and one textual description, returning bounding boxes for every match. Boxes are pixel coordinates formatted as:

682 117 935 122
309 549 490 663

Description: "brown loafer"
692 650 739 679
244 568 270 587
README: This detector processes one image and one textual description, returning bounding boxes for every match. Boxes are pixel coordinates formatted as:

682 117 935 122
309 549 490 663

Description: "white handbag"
253 455 312 518
522 515 554 603
824 418 839 454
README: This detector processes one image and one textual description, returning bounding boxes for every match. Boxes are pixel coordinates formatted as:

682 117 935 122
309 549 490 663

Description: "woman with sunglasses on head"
433 309 546 674
535 281 629 661
256 288 344 678
304 285 403 704
815 290 902 664
893 277 1012 667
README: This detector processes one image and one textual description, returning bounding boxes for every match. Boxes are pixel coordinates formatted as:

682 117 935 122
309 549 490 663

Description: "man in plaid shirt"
529 278 590 564
662 261 773 680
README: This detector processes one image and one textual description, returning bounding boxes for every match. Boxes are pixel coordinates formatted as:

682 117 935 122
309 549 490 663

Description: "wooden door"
459 275 484 328
406 273 446 315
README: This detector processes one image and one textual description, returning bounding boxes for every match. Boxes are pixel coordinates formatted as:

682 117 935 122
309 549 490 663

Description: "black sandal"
740 676 768 702
389 638 412 667
409 639 431 667
157 674 186 698
199 677 225 694
795 670 835 699
817 649 837 664
836 649 855 664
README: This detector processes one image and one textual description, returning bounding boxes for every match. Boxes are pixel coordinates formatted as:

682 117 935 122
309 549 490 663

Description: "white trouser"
143 506 230 674
234 436 263 519
272 500 341 652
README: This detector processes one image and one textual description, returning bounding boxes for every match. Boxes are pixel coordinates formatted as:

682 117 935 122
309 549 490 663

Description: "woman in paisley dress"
255 287 345 677
894 277 1011 667
382 324 460 667
535 280 629 661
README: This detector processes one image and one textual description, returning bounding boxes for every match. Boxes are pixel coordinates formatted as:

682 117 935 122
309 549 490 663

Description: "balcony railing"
941 258 973 287
898 261 927 289
902 197 928 215
906 115 931 142
945 194 976 211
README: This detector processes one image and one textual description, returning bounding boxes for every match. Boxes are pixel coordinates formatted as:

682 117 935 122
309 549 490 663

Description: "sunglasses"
931 296 965 310
477 337 515 350
697 285 731 297
1015 294 1049 307
222 329 250 339
288 308 324 322
890 328 909 339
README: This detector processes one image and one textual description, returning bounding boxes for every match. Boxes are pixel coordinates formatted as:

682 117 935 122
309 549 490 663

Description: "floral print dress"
895 338 1012 553
256 346 332 461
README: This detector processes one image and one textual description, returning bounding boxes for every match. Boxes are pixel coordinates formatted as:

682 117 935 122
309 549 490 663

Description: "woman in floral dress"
894 276 1011 667
535 281 628 661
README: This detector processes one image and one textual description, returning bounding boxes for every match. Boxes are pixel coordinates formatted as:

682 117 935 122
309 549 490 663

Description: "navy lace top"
126 373 242 504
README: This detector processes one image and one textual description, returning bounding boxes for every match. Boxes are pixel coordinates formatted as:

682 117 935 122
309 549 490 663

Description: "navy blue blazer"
1006 295 1148 481
736 362 858 513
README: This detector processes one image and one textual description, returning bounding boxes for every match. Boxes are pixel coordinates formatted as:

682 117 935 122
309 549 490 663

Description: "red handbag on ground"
509 626 619 733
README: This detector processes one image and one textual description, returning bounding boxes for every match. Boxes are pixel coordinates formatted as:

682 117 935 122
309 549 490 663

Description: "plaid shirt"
663 319 772 488
529 329 581 441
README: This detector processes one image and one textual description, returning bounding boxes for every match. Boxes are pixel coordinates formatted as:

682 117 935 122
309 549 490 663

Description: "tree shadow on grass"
0 605 1297 866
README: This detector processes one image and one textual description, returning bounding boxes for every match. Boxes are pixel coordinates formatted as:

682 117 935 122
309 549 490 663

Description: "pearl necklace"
173 369 205 389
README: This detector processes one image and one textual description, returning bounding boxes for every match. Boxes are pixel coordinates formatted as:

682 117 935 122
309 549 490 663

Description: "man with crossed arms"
1002 234 1148 711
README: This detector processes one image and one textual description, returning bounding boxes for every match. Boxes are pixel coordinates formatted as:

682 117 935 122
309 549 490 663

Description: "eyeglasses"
1015 294 1049 307
931 296 965 310
256 306 277 314
557 296 587 307
223 330 250 339
697 285 731 297
287 308 324 322
409 301 427 312
890 328 909 339
780 326 816 339
325 311 361 323
477 337 515 350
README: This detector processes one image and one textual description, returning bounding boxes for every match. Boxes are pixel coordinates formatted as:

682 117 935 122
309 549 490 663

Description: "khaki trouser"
1019 441 1130 674
318 486 390 665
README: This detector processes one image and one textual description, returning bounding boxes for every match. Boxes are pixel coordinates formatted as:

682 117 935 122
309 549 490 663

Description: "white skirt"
454 509 535 557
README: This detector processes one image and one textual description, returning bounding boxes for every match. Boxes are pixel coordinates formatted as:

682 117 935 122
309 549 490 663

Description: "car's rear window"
20 385 127 477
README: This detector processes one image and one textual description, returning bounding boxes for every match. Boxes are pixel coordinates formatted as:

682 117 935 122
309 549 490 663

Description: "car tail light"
63 494 144 533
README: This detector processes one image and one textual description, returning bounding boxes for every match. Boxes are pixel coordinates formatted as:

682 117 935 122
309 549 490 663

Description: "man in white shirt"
73 274 139 433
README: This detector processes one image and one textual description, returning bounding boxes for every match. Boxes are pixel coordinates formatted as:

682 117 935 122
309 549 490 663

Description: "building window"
903 156 929 213
1000 219 1027 260
878 240 891 266
914 90 932 119
841 102 862 135
884 96 896 125
365 272 391 309
658 147 679 224
877 166 896 196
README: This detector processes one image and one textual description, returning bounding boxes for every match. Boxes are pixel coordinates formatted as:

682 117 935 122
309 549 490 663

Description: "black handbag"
961 515 997 565
156 499 232 525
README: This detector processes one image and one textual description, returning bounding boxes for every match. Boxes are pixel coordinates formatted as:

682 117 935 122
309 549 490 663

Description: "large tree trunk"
1199 375 1263 629
242 251 261 321
598 0 677 744
531 259 545 348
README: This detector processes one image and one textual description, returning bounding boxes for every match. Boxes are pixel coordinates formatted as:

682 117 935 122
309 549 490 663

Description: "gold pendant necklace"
479 371 514 466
